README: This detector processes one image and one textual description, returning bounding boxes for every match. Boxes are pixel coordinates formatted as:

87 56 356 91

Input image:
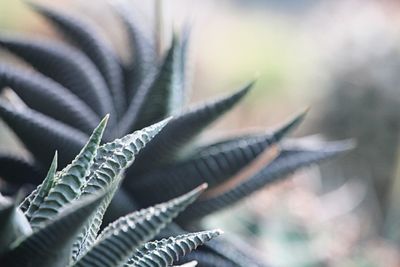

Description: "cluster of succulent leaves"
0 117 221 266
0 1 353 266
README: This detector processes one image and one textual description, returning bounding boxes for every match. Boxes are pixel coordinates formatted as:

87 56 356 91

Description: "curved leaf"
0 99 87 168
22 151 58 221
0 36 113 118
120 36 182 133
27 1 125 117
130 110 307 204
0 64 100 133
126 230 222 267
132 82 253 172
29 116 108 229
73 184 207 267
180 139 354 221
72 119 170 259
111 2 157 100
0 153 42 186
0 190 107 267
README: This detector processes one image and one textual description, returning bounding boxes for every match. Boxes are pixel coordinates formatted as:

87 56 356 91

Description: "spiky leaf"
72 119 170 259
180 139 354 221
132 82 253 172
27 1 125 117
130 110 307 204
73 184 207 267
120 37 182 133
0 190 107 267
22 151 58 221
111 2 156 100
126 230 222 267
29 116 108 229
0 37 113 119
0 99 87 167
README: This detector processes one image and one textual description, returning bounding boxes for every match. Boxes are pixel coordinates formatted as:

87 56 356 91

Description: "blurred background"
1 0 400 266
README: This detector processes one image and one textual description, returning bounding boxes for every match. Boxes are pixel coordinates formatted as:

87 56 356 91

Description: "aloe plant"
0 1 353 266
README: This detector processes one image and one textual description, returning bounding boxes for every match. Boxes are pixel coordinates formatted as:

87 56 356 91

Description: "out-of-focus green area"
1 0 400 266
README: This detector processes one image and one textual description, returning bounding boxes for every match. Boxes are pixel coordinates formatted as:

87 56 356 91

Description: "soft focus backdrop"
1 0 400 266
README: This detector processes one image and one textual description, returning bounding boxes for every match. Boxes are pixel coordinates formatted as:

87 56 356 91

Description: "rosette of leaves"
0 1 353 266
0 117 221 267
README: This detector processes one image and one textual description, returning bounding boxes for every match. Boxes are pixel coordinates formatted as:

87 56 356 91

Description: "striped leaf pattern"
180 139 354 221
71 119 170 259
0 190 107 267
126 230 222 267
73 184 207 267
27 1 125 118
129 110 307 204
29 116 108 229
0 37 112 120
23 152 58 221
0 2 354 266
132 82 254 172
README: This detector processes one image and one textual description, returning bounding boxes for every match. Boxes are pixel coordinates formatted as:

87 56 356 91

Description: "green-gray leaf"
180 139 354 221
73 184 207 267
29 116 108 229
0 190 107 267
126 230 222 267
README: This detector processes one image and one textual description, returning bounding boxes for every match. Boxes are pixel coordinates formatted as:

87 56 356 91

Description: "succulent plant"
0 1 353 266
0 117 222 267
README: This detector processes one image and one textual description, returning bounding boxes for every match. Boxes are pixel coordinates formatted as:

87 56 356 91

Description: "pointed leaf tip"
330 139 357 152
158 116 173 128
241 80 255 95
273 108 309 141
179 183 208 203
212 228 224 237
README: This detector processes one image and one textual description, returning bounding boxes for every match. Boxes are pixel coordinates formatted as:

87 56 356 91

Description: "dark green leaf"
0 36 113 118
26 1 125 117
0 99 87 168
180 139 354 221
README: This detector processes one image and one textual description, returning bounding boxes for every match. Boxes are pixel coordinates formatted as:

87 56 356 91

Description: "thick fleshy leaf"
157 223 265 267
0 192 32 254
0 154 42 186
0 64 100 133
112 2 157 100
195 107 308 153
0 190 107 267
0 99 87 167
73 184 207 267
132 82 253 172
118 36 182 135
72 119 170 259
120 36 182 133
27 1 125 117
180 139 354 221
130 110 307 204
29 116 108 229
125 230 222 267
22 151 58 221
0 36 113 118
